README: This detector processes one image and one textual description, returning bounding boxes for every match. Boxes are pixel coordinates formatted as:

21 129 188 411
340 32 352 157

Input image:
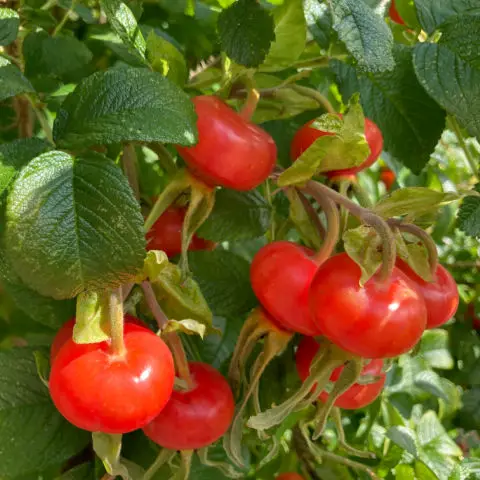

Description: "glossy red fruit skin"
50 315 149 362
143 362 235 450
290 116 383 177
296 337 385 409
49 322 175 434
176 96 277 191
250 241 321 336
380 167 396 191
276 473 304 480
309 253 427 358
396 260 459 329
146 206 215 257
389 0 405 25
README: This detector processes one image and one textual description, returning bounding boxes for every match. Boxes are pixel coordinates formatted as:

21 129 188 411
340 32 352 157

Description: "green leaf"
386 426 419 458
395 232 433 282
0 348 89 478
93 432 145 480
145 30 188 85
100 0 147 62
23 31 93 80
417 411 462 455
197 189 270 242
0 8 19 46
331 45 447 173
413 0 480 35
55 463 95 480
0 57 35 102
457 184 480 238
53 67 197 149
374 187 460 219
73 290 110 344
343 225 382 286
285 188 322 250
217 0 275 68
418 329 454 370
278 99 370 186
5 150 146 300
414 370 449 401
413 42 480 139
331 0 395 73
189 250 257 317
304 0 332 50
262 0 307 71
0 138 51 202
163 319 207 338
150 260 213 330
395 464 415 480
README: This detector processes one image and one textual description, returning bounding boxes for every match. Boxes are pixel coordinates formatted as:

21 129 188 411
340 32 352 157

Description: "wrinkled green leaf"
0 348 89 477
218 0 275 68
387 426 419 457
23 31 93 80
457 184 480 237
53 67 197 149
100 0 147 61
414 370 449 401
418 329 454 370
5 151 146 299
304 0 332 50
0 58 35 102
331 45 447 173
331 0 395 73
0 8 19 46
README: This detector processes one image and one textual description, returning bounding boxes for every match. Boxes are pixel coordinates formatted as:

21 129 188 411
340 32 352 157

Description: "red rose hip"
176 96 277 191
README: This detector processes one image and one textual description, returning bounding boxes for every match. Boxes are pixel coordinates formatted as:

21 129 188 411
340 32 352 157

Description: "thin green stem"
143 449 176 480
449 116 478 178
109 288 125 357
53 0 77 36
297 190 326 240
141 281 169 329
148 143 178 176
165 332 195 390
121 144 140 200
289 84 335 114
25 95 53 143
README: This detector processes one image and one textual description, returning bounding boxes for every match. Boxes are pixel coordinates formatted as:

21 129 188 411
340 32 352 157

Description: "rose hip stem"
109 287 126 357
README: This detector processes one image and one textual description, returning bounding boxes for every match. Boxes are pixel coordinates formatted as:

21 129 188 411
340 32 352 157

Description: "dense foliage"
0 0 479 479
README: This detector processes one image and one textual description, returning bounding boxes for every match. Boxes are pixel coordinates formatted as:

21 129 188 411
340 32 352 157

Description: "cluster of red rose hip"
48 73 457 470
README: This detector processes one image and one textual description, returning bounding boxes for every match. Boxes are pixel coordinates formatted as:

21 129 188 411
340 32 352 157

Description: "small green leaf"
140 250 170 282
189 250 257 317
218 0 275 68
417 411 462 455
374 187 460 219
5 151 146 299
100 0 147 62
0 58 35 102
163 319 207 338
414 370 449 401
73 290 110 344
262 0 307 71
197 189 271 242
395 231 433 282
278 99 370 186
331 45 447 174
0 8 19 46
93 432 143 480
23 31 93 81
331 0 395 73
413 41 480 139
413 0 479 35
457 184 480 238
418 329 454 370
53 67 197 149
343 225 382 286
286 188 322 250
304 0 332 50
0 348 89 478
145 30 188 85
386 426 419 458
150 260 213 330
395 464 415 480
